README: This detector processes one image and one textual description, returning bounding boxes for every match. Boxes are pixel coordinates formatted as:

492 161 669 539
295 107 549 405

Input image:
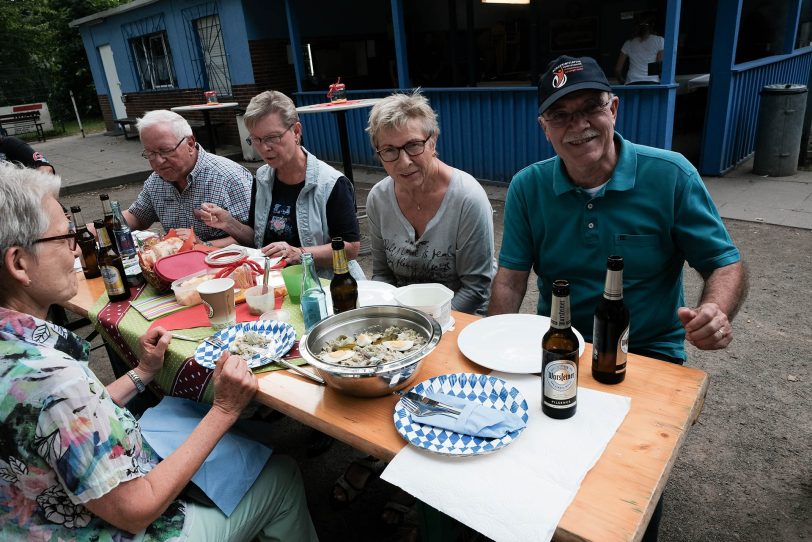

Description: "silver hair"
136 109 193 139
243 91 299 131
366 89 439 148
0 162 62 270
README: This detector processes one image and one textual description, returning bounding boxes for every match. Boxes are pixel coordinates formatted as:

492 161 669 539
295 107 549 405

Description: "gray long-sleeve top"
366 168 496 315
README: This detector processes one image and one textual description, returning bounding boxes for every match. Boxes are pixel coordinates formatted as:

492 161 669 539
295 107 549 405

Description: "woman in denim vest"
199 90 364 280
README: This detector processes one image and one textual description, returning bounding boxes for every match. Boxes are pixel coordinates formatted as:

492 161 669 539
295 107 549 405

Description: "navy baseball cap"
538 56 612 114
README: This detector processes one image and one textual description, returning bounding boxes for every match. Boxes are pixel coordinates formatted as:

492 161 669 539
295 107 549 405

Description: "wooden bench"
115 117 139 140
0 111 45 141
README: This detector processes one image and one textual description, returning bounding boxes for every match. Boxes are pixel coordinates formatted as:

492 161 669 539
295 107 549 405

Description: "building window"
194 15 232 97
131 31 176 90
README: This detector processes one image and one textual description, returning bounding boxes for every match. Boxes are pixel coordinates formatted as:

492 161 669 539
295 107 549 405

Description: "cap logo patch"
551 60 585 89
552 67 567 89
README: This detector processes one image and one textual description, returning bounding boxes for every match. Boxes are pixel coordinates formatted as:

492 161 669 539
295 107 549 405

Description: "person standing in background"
614 16 664 84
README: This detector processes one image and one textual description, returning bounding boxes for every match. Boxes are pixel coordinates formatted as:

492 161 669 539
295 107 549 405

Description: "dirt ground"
59 180 811 541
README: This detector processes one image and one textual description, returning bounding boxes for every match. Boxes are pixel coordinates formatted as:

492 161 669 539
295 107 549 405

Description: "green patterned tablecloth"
89 283 316 404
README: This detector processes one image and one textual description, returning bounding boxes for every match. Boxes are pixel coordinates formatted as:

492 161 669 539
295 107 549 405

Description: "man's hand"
138 326 172 376
678 303 732 350
212 352 257 419
194 202 234 233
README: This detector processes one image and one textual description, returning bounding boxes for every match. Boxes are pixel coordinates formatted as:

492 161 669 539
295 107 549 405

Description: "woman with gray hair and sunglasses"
0 162 318 541
199 90 364 279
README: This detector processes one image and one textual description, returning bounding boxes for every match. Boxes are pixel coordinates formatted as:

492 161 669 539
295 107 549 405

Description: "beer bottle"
542 279 579 419
592 255 630 384
110 200 144 287
99 194 119 254
94 219 130 302
300 252 328 331
69 206 100 279
329 237 358 313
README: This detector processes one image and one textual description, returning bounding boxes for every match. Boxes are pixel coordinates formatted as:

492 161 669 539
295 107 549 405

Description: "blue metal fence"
701 50 812 175
295 86 676 183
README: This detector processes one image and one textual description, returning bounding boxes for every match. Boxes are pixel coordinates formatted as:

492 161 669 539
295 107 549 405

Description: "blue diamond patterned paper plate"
393 372 529 456
194 320 296 370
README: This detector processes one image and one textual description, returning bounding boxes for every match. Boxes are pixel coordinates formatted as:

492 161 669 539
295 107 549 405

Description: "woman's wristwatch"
127 370 146 394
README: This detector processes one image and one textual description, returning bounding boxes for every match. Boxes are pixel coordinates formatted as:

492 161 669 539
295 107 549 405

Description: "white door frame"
98 44 127 120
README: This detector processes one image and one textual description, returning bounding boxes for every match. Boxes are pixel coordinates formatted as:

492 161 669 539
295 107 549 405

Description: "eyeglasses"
33 230 78 251
246 125 294 147
141 137 187 160
376 135 432 163
541 100 612 128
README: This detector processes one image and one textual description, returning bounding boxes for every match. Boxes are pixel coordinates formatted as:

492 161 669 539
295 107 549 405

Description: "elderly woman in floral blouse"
0 162 317 541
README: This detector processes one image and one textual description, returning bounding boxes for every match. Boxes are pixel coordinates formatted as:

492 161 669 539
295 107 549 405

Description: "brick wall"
249 39 297 98
92 39 296 148
98 94 115 132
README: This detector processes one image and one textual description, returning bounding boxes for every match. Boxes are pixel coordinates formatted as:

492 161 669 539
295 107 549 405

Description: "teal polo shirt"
499 133 740 360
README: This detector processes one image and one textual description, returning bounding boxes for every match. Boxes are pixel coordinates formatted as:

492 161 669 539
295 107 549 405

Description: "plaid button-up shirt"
128 145 253 241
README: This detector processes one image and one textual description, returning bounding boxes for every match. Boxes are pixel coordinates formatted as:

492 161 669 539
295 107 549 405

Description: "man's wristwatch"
127 370 146 394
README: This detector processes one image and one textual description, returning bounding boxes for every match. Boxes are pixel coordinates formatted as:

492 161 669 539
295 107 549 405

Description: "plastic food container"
154 250 209 282
171 269 218 306
392 283 454 329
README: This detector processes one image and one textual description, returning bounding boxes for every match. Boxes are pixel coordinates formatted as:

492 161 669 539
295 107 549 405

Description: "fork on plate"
399 396 459 419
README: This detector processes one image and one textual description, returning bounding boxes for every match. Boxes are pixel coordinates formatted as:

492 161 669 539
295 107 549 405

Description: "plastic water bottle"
300 252 328 332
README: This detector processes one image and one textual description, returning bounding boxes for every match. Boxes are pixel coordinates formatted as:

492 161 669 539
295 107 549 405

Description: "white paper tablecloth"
381 372 631 542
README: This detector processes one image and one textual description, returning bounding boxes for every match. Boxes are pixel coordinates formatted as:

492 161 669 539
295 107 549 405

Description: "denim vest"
253 148 365 280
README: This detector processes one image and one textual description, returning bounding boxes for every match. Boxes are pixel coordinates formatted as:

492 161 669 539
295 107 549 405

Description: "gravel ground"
59 180 811 541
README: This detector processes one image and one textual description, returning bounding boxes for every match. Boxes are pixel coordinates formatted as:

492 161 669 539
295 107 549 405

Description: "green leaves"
0 0 127 119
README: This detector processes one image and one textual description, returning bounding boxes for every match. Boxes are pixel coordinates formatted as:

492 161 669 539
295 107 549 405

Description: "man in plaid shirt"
123 110 252 246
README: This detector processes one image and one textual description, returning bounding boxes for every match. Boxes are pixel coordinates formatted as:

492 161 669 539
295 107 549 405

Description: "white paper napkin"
381 372 631 542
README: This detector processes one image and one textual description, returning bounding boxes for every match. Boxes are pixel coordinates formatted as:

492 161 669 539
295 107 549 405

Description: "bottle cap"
70 205 81 213
551 279 570 296
99 194 109 200
331 237 344 249
607 255 624 270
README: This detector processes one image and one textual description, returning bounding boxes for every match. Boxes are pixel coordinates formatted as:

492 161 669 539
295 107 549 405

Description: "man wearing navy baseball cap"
490 55 748 539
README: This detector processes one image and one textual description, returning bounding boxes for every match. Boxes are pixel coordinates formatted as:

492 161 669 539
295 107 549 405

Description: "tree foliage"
0 0 126 121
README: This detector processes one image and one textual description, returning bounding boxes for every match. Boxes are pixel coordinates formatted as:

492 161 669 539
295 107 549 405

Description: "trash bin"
236 114 261 162
753 84 808 176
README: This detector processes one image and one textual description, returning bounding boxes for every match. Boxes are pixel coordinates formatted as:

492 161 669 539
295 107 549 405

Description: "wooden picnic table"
62 276 708 541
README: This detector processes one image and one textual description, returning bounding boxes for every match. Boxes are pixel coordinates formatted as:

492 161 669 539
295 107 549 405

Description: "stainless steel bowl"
299 305 442 397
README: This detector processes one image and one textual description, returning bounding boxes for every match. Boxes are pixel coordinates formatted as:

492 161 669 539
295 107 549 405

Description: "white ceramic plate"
457 314 585 374
357 280 398 307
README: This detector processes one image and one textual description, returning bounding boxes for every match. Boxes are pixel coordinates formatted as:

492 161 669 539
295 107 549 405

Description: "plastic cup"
281 265 303 304
245 285 278 315
197 278 236 329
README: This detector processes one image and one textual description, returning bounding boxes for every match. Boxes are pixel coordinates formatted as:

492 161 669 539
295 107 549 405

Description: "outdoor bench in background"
0 111 45 141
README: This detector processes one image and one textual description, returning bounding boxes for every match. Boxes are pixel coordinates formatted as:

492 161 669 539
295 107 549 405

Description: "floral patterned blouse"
0 307 187 541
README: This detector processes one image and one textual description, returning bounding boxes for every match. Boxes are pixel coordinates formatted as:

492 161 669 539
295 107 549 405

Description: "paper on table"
139 396 272 516
381 373 631 542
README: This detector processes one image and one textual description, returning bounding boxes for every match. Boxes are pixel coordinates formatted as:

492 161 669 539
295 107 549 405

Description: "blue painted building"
72 0 812 180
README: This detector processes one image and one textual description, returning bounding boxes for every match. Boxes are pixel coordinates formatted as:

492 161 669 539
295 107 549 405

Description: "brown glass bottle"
94 220 130 302
99 194 119 254
70 206 100 279
592 255 630 385
542 279 579 419
329 237 358 313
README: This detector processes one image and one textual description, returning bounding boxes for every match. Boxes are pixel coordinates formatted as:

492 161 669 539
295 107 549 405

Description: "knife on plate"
398 390 462 415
